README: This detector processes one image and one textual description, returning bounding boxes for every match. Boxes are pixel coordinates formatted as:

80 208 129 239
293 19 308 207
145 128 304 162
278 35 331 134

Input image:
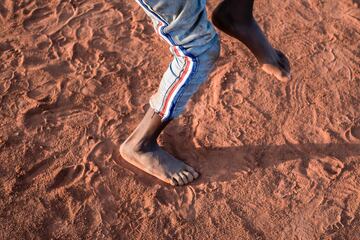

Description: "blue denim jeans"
135 0 220 121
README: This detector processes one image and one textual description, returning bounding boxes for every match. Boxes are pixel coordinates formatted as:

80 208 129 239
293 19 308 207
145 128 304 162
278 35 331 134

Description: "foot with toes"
212 1 291 82
119 108 199 186
120 141 199 186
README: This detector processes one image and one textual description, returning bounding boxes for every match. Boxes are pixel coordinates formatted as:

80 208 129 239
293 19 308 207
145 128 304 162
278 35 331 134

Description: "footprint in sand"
21 101 57 129
325 221 345 235
342 123 360 143
155 187 196 220
26 80 57 102
17 157 56 187
306 156 344 182
23 7 53 31
1 47 23 70
48 164 85 190
56 1 76 24
348 125 360 141
178 187 196 219
76 20 93 42
324 205 356 235
14 152 66 192
22 102 93 130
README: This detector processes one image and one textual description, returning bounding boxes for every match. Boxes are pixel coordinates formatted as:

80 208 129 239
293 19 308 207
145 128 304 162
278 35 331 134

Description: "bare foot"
212 2 291 82
120 140 199 186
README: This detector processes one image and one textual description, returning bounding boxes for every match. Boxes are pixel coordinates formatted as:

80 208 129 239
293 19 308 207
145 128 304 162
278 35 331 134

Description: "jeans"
135 0 220 121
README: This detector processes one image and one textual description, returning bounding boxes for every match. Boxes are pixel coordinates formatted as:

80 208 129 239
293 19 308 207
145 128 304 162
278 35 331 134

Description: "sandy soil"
0 0 359 239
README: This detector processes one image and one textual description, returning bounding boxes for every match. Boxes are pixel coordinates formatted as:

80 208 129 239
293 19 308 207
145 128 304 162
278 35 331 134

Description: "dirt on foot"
0 0 359 239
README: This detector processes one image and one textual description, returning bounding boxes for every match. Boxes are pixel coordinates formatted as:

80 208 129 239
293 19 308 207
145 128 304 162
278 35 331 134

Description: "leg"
121 0 220 186
212 0 291 82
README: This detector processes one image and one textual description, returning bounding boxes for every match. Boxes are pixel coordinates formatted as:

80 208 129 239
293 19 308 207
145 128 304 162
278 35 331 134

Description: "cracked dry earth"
0 0 360 239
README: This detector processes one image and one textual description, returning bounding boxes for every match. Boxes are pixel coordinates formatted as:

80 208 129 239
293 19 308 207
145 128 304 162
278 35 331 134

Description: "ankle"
122 136 157 153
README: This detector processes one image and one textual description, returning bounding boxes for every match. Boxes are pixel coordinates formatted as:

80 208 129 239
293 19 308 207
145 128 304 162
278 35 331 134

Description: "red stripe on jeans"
160 48 191 117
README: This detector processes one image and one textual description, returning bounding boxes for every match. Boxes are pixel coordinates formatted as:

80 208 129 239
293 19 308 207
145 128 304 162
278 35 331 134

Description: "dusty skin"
120 0 290 186
0 0 359 239
120 108 199 186
212 0 291 82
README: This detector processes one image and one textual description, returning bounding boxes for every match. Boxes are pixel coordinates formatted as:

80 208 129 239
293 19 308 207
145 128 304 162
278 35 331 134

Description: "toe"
262 64 289 82
178 172 189 184
182 170 194 182
170 177 178 186
278 72 290 82
173 174 185 186
185 166 199 179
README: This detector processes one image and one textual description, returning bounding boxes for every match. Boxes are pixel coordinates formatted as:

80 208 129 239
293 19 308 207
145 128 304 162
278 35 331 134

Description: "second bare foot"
212 2 291 82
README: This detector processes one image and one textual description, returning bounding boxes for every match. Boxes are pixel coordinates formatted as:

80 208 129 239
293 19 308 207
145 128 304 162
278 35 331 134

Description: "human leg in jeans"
120 0 220 186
